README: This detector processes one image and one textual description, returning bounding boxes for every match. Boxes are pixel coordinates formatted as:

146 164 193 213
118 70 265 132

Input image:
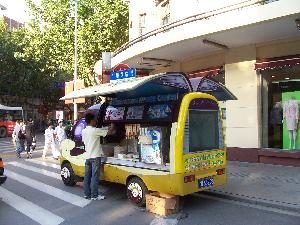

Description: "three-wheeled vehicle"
60 72 236 206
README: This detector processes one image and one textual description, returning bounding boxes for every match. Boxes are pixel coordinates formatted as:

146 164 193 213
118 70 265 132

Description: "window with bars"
156 0 170 26
138 13 146 36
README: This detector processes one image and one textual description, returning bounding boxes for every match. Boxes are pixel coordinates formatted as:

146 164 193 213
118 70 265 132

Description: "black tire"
0 127 7 138
61 162 76 186
126 177 148 207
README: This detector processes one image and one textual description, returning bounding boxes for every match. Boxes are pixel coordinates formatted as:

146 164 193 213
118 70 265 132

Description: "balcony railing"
113 0 279 57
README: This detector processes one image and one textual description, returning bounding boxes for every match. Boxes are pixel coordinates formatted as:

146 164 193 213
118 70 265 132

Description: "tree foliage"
0 0 129 106
24 0 129 85
0 18 55 99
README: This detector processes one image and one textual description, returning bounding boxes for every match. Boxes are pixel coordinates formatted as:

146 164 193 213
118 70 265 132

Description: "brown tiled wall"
227 147 300 167
227 147 258 163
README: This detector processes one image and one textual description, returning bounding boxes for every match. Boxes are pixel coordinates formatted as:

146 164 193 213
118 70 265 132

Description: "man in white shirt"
42 123 59 159
82 113 108 200
55 120 66 154
12 120 21 148
13 120 23 158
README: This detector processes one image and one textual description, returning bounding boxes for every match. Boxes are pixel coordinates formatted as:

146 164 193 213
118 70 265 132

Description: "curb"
201 190 300 214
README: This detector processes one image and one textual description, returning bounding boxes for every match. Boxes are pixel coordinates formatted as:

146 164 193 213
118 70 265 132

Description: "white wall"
171 0 245 21
225 46 260 148
129 0 246 40
129 0 158 40
114 0 300 67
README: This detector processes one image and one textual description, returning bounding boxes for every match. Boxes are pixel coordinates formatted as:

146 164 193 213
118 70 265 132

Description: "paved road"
0 137 300 225
0 135 44 158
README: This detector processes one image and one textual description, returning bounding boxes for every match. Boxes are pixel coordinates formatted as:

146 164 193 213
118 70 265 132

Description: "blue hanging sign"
53 82 65 89
110 68 136 83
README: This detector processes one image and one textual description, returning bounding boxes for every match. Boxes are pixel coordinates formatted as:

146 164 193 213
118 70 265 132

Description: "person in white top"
42 123 59 159
54 120 66 154
82 113 109 200
12 120 21 148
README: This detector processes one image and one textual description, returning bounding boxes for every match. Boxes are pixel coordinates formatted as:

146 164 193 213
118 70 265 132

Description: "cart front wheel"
126 177 148 207
61 162 76 186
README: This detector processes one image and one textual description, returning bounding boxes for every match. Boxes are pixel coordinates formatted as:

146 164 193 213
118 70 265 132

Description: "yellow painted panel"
184 150 226 172
175 92 220 173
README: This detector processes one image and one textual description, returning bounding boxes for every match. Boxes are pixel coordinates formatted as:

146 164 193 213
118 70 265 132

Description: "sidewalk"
207 161 300 213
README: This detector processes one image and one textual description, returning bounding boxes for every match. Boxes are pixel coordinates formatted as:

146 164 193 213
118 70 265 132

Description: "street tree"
0 17 56 99
24 0 129 86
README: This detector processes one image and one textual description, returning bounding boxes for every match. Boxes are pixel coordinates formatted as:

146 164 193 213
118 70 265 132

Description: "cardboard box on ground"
146 192 180 216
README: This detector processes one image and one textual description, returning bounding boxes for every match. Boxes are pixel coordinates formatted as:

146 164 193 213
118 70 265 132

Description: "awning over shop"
189 77 237 101
188 66 223 78
0 104 23 111
255 54 300 71
60 73 191 100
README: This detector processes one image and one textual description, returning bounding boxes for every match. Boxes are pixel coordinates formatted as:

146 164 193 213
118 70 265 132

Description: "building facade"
2 16 24 30
111 0 300 165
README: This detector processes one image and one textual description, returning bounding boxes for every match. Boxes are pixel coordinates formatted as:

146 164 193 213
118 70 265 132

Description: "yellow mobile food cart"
60 73 236 206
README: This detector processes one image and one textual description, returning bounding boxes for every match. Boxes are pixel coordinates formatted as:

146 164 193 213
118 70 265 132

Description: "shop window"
260 67 300 150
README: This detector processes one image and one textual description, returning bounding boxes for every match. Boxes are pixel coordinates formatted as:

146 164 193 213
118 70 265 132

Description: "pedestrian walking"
25 118 36 159
16 123 26 158
12 120 20 148
42 123 59 160
54 120 66 155
82 113 108 200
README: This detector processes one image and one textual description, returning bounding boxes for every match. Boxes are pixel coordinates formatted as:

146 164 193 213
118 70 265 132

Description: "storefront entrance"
260 63 300 151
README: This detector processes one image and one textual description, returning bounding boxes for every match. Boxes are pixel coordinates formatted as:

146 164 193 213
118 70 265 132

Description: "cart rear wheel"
61 162 76 186
126 177 148 207
0 127 7 138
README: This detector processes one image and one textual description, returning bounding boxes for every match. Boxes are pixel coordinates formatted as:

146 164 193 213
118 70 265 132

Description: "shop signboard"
110 94 177 106
105 106 125 121
65 80 85 104
183 150 225 172
54 82 65 89
110 68 136 83
74 80 85 104
64 81 74 104
146 104 172 120
126 105 144 120
140 127 162 164
56 111 64 121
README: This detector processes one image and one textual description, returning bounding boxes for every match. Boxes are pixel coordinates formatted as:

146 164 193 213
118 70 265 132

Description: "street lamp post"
73 0 78 121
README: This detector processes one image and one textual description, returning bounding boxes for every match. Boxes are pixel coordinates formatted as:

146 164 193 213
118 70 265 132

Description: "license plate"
198 177 214 188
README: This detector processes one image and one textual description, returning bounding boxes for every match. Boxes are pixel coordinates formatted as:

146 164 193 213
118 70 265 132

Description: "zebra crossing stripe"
0 186 64 225
5 170 91 207
7 162 61 180
0 142 14 146
25 158 61 169
1 149 43 154
0 142 44 147
0 144 15 148
0 148 16 152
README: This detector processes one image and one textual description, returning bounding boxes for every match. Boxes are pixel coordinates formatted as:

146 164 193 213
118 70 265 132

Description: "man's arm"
95 127 109 137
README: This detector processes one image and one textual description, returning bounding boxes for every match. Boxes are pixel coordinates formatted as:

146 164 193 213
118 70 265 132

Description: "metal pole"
73 0 78 121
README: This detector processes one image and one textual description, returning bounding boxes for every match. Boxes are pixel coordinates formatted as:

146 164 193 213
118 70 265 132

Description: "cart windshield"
183 98 224 153
188 110 222 152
